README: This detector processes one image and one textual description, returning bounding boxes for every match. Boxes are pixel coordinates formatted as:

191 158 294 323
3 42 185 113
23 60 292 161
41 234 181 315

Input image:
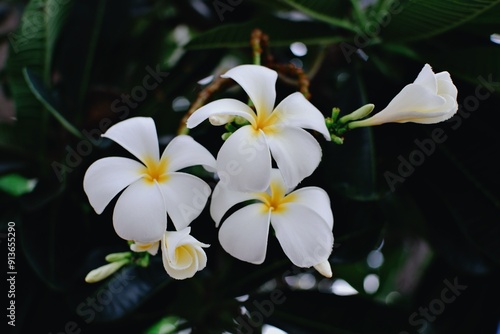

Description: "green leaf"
186 16 348 50
0 173 37 197
23 67 83 139
381 0 500 42
75 260 172 323
278 0 357 31
4 0 75 153
45 0 76 75
143 316 183 334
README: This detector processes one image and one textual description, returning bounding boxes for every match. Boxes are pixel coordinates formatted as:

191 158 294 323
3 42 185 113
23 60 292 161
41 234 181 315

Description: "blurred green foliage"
1 0 500 333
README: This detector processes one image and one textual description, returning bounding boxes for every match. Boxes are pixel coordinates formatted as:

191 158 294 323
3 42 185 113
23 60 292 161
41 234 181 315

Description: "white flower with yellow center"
187 64 331 192
210 169 334 277
348 63 458 128
161 227 209 280
83 117 216 244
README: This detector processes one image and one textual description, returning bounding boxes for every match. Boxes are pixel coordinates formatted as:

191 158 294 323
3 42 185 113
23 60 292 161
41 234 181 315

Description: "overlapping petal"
102 117 159 164
413 63 437 92
186 99 256 129
130 241 160 255
221 64 277 118
271 204 333 268
162 135 217 173
113 180 166 243
216 125 272 192
157 172 211 231
210 181 257 227
290 187 334 229
83 157 145 214
218 204 271 264
272 92 330 140
267 127 322 189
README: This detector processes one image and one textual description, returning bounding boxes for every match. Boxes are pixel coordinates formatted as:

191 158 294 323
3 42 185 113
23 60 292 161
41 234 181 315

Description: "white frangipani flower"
210 169 334 277
83 117 216 244
187 64 331 192
348 64 458 128
162 227 209 280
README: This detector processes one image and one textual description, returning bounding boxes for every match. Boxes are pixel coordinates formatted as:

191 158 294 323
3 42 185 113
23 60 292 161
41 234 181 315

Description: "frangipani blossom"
161 227 209 280
187 64 331 192
83 117 216 244
210 169 334 277
348 64 458 128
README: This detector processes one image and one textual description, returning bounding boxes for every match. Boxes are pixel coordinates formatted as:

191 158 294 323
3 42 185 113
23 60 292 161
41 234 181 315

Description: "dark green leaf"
381 0 500 42
23 67 82 138
72 259 172 323
278 0 357 31
186 16 348 50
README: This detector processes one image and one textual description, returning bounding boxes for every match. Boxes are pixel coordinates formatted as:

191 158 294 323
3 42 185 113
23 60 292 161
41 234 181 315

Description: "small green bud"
331 107 341 122
105 252 132 262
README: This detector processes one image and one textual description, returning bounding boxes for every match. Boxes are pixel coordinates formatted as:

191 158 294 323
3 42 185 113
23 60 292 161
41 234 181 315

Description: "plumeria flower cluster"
187 64 335 277
83 117 215 281
82 62 458 283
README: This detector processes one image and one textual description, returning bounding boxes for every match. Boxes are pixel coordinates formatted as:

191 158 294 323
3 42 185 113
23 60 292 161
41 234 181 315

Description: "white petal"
161 135 216 173
209 114 235 126
436 71 458 99
313 260 332 278
102 117 160 164
221 65 277 118
186 99 256 128
216 125 272 192
266 168 295 197
271 204 333 268
218 204 271 264
157 172 211 230
353 84 447 126
291 187 333 229
130 241 159 255
113 180 166 243
83 157 144 214
272 92 330 140
413 63 437 93
410 93 458 124
267 127 322 189
164 227 190 260
210 181 257 227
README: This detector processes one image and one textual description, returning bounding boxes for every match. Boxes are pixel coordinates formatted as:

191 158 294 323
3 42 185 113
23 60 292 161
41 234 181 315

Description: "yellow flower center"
141 157 169 184
253 109 279 135
258 179 296 214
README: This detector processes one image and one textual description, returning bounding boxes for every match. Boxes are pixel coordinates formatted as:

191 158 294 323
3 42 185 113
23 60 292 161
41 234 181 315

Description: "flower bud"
85 260 128 283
